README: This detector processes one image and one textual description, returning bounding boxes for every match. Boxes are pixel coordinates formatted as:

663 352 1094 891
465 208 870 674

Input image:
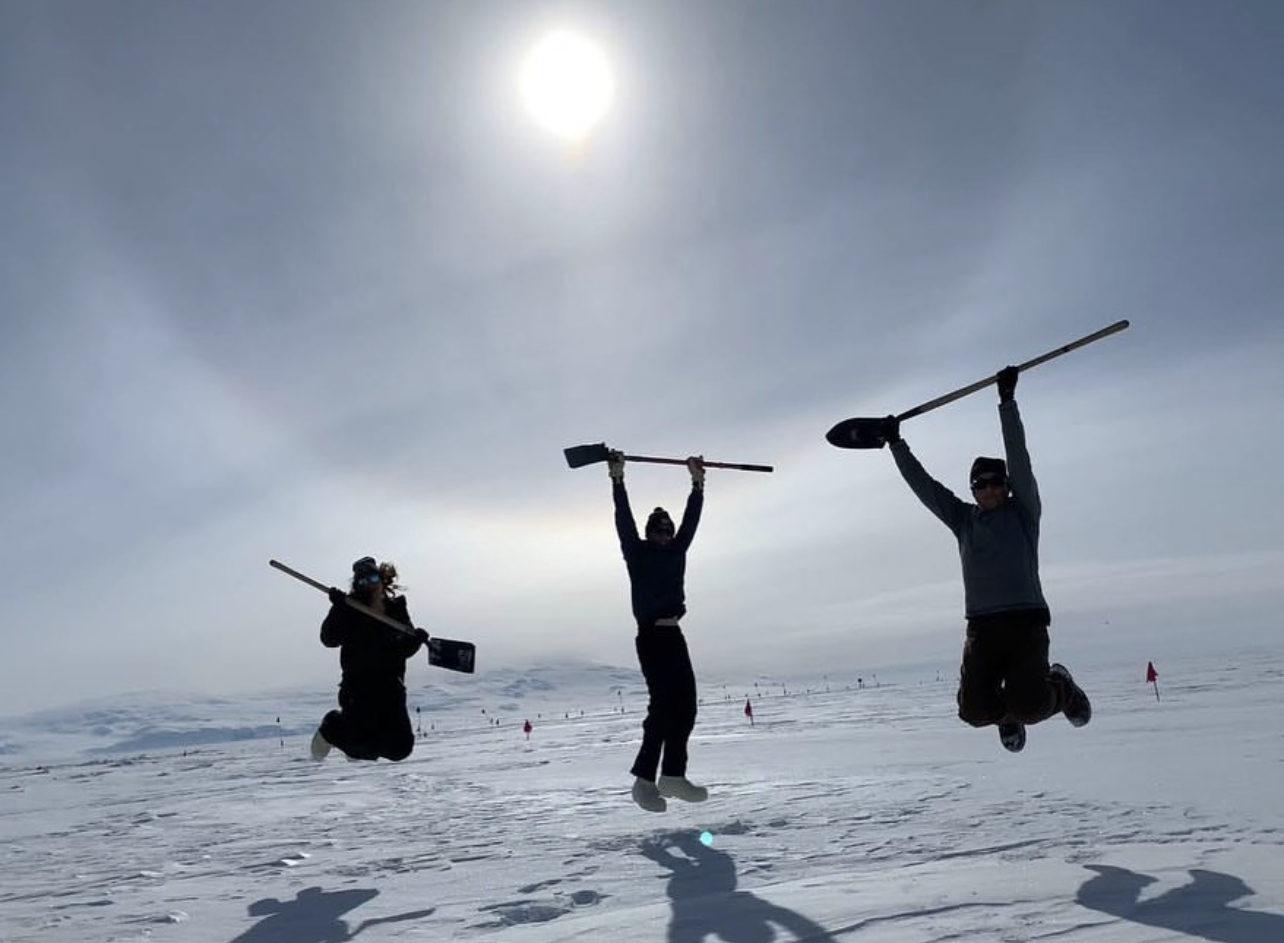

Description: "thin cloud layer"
2 1 1282 713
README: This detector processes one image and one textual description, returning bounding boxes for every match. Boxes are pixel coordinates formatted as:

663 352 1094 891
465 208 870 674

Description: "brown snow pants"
957 610 1063 727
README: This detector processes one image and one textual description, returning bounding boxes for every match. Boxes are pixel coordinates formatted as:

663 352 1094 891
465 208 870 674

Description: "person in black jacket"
608 450 708 812
310 556 428 762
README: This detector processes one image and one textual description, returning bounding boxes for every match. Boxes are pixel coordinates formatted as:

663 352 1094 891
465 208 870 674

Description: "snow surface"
2 651 1281 942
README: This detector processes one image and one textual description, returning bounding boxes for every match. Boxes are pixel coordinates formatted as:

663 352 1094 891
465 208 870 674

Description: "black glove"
327 587 347 606
881 415 901 445
996 366 1019 403
414 628 431 646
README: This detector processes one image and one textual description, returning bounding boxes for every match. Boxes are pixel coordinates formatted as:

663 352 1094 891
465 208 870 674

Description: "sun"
520 29 614 144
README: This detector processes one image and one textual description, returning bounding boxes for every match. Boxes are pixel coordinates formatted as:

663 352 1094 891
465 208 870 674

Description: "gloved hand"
996 365 1019 403
688 455 705 487
414 628 431 646
607 449 625 481
881 415 901 445
327 587 347 606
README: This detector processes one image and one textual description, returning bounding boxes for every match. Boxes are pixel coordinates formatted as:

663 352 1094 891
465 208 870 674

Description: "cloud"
2 2 1282 713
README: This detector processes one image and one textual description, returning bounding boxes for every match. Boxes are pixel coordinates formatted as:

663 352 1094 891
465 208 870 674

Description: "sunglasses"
971 476 1007 491
355 571 382 586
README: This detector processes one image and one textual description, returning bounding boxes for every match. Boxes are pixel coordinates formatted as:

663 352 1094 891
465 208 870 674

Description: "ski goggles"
354 570 382 586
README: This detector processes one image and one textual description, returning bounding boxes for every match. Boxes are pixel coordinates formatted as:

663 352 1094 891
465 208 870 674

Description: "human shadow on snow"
227 886 435 943
1077 864 1284 943
641 831 838 943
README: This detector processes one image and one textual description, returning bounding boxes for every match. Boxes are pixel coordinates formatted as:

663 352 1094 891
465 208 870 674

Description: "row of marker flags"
522 666 1158 744
734 666 1162 725
737 666 1163 719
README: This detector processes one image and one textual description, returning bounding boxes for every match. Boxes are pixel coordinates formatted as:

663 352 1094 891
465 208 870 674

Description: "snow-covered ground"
2 651 1281 942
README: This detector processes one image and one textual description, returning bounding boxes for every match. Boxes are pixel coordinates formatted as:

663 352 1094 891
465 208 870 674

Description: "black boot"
999 722 1026 753
1050 664 1092 727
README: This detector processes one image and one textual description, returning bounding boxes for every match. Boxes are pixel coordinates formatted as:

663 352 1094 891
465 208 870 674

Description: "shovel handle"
564 442 772 472
899 319 1129 421
622 454 774 473
269 559 424 640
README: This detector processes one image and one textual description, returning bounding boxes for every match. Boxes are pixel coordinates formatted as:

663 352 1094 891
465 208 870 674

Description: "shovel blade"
564 442 611 468
825 418 891 450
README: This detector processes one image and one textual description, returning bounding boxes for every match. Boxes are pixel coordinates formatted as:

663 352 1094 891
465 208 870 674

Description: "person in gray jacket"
880 366 1091 753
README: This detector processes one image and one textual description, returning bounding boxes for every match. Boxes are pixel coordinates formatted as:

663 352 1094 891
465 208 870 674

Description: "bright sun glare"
520 29 614 143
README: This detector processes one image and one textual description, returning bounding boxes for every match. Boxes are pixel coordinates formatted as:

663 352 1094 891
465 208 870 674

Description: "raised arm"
609 451 642 554
999 400 1040 523
890 439 969 535
673 456 705 549
995 366 1040 524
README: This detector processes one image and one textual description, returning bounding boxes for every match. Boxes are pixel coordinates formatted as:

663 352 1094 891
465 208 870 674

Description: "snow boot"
999 722 1026 753
657 775 709 803
310 727 332 761
1050 663 1092 727
632 776 667 813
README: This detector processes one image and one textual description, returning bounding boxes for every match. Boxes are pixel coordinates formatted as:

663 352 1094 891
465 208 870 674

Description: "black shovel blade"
564 442 610 468
826 417 890 449
428 637 476 674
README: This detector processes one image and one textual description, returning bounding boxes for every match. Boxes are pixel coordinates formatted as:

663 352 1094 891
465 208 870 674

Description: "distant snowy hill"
0 661 648 762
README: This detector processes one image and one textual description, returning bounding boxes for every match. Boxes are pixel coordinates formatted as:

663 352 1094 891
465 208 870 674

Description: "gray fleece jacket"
890 400 1048 619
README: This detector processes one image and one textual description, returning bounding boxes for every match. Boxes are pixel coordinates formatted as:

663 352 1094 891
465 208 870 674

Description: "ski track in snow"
1 654 1282 941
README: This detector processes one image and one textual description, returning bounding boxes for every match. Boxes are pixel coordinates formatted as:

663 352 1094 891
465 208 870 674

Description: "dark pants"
320 685 415 762
631 625 698 781
957 611 1063 727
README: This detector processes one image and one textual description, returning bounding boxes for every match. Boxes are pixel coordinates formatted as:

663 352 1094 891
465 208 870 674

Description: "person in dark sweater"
608 449 708 811
881 366 1091 753
311 556 428 762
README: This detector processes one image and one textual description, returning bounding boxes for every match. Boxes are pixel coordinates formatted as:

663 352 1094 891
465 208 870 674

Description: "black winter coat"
320 595 423 695
613 481 703 626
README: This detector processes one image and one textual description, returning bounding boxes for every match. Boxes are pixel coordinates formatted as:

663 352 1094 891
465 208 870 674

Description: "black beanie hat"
645 507 674 533
352 556 379 578
970 457 1007 483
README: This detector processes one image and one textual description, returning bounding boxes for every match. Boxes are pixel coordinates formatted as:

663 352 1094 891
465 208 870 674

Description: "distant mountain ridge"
0 661 643 762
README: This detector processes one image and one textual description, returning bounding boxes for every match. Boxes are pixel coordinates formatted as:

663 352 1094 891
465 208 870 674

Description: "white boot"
310 728 332 761
631 777 667 812
657 775 708 803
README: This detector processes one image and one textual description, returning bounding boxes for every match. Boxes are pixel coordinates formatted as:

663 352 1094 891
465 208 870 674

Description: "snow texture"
1 652 1281 942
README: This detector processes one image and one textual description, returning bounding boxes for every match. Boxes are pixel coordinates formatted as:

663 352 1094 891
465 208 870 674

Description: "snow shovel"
826 319 1130 449
269 559 476 674
563 443 773 473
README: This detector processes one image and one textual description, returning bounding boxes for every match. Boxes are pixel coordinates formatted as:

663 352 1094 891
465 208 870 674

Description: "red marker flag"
1146 661 1160 701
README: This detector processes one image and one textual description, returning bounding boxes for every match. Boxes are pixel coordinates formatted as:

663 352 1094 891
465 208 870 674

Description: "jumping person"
881 366 1091 753
608 450 709 811
311 556 429 762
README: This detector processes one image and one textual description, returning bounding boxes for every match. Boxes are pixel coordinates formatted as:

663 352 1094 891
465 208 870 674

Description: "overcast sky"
2 1 1282 714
